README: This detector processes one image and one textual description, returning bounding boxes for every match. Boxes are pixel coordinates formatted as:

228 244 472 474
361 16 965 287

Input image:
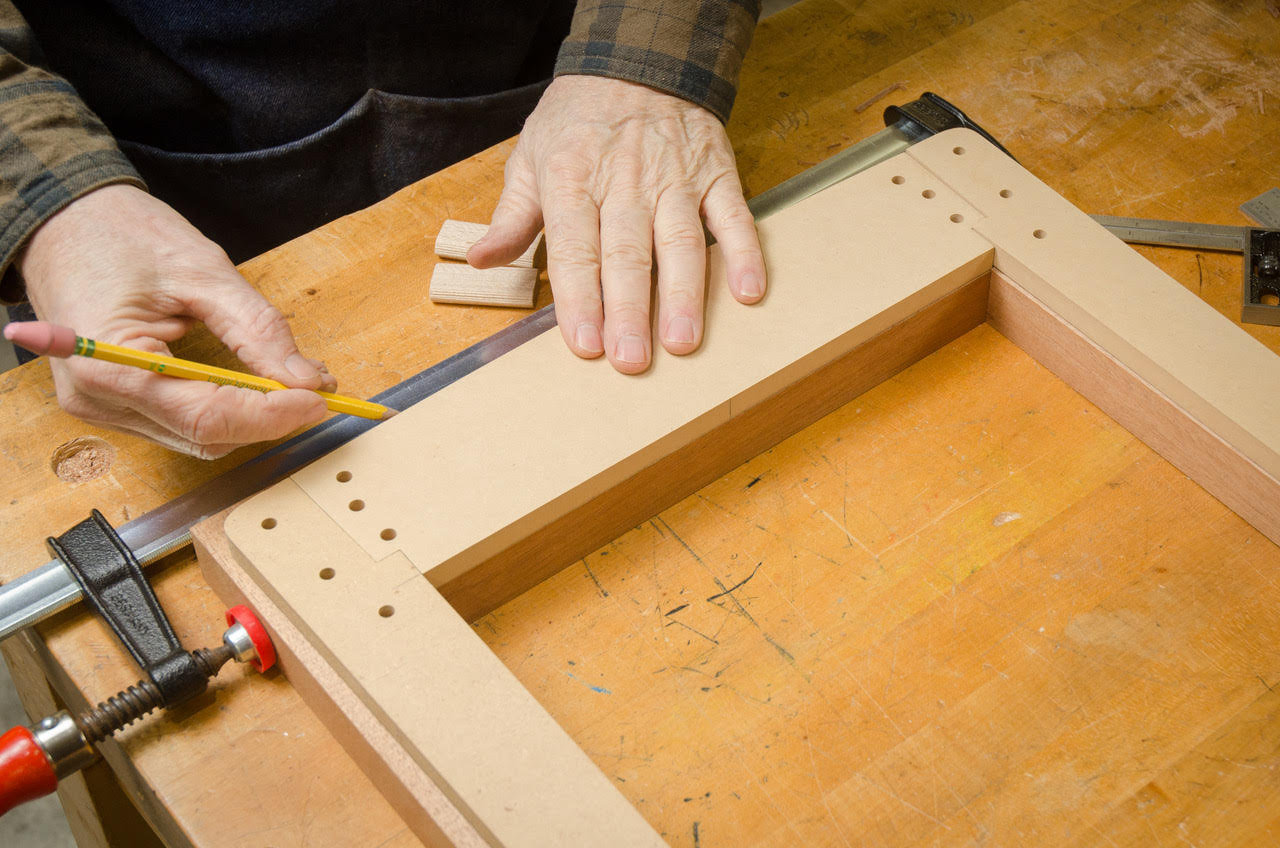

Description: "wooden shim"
433 220 542 268
429 264 538 308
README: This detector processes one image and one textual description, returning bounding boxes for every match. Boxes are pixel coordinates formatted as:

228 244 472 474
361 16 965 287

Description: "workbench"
3 1 1279 845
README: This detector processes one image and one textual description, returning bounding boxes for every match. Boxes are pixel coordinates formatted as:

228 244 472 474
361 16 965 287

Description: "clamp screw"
74 607 273 745
1258 254 1279 279
76 645 234 743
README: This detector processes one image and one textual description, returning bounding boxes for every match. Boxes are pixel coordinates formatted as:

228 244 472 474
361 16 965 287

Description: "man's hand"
19 185 335 458
469 75 766 374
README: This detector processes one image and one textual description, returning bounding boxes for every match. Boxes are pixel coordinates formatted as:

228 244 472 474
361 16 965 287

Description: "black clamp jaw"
885 91 1016 160
47 509 208 709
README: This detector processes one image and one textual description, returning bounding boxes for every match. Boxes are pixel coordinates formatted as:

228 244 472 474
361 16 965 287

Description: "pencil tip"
381 408 399 419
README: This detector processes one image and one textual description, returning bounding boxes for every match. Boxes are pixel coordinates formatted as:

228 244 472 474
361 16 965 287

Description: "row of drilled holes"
892 146 1047 239
257 468 399 618
335 469 395 539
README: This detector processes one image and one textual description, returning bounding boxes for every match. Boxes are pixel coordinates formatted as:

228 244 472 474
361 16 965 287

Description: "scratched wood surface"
476 320 1280 845
1 0 1279 845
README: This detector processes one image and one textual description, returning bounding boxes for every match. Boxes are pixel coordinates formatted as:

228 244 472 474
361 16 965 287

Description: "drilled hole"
336 470 352 483
891 175 906 185
922 189 936 199
953 146 966 155
261 518 277 530
319 567 336 580
379 605 395 618
1000 189 1013 198
50 436 116 483
348 499 365 512
1033 229 1047 239
380 528 397 541
950 214 965 224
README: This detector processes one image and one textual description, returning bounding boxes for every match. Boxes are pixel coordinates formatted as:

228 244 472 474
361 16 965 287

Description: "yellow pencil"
4 321 396 421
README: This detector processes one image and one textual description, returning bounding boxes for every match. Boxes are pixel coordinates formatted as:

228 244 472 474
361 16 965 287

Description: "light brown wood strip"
429 264 539 308
988 270 1280 542
907 129 1280 494
437 273 990 621
434 220 542 268
192 514 487 848
221 482 664 848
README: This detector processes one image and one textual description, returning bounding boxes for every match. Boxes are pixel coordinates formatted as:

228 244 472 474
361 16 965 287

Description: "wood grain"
208 126 1280 842
439 275 989 621
989 271 1280 542
476 323 1280 846
429 263 539 308
434 220 542 268
3 1 1280 845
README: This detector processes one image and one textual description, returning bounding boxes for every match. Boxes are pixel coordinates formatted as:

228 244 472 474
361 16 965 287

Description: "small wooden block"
429 263 538 308
434 220 542 268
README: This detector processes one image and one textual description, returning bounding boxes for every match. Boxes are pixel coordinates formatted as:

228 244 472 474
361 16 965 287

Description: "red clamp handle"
226 605 277 673
0 726 57 817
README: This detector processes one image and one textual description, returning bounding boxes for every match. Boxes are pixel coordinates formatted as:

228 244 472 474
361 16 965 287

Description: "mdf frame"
191 129 1280 847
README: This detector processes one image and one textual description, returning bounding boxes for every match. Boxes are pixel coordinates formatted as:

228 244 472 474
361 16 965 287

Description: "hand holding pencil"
12 185 354 459
5 318 394 457
5 321 395 421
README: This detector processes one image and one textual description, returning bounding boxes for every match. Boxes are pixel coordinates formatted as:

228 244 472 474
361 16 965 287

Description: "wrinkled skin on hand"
469 75 767 374
20 185 335 459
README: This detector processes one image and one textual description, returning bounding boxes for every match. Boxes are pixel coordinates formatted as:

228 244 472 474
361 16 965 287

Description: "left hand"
468 75 766 374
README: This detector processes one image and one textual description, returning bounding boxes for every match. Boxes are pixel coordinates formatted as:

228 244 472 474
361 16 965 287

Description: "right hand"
18 184 335 459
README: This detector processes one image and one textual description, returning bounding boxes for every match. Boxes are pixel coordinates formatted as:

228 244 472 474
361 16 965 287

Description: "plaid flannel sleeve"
555 0 761 123
0 4 144 303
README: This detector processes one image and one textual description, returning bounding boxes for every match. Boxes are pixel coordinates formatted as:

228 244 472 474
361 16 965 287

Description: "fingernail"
286 352 320 381
739 270 763 299
575 322 604 355
615 333 647 365
665 316 695 345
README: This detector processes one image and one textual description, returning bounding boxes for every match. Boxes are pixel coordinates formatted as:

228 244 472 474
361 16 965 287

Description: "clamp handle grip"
0 726 57 816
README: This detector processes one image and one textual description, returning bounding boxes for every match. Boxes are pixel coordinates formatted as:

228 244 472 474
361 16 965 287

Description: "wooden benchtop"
2 0 1279 845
